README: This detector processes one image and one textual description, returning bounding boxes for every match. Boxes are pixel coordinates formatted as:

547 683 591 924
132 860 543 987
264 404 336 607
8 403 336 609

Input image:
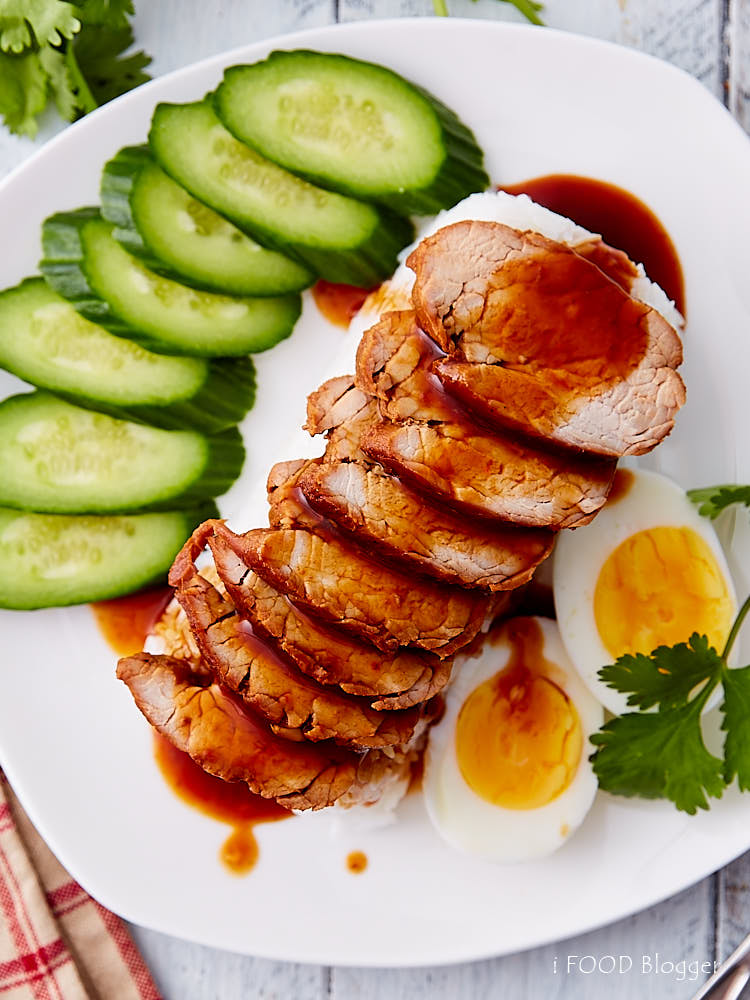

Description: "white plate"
1 18 750 968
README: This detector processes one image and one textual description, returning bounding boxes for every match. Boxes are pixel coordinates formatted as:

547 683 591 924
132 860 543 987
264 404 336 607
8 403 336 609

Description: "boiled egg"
553 468 737 715
423 616 603 863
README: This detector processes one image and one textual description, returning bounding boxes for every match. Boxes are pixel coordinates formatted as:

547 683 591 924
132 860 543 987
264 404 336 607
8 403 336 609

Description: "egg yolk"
594 526 734 659
455 666 583 810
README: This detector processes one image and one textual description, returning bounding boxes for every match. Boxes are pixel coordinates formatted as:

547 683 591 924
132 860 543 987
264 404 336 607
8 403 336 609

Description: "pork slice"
362 419 615 530
267 458 322 531
304 374 370 436
435 356 686 456
305 376 379 464
116 653 358 810
299 459 553 590
172 550 419 749
407 220 685 456
355 310 456 423
210 532 452 710
572 236 639 292
214 523 489 656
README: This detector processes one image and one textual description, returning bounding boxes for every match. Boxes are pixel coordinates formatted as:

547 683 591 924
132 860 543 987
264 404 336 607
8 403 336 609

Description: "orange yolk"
594 526 734 659
455 665 583 810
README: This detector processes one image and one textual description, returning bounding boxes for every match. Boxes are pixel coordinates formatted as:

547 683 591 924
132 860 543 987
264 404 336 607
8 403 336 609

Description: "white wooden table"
1 1 749 997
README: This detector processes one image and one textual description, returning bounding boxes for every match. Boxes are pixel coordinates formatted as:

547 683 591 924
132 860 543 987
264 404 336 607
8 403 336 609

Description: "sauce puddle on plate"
154 734 291 875
95 590 291 875
500 174 685 315
91 587 173 656
312 280 379 327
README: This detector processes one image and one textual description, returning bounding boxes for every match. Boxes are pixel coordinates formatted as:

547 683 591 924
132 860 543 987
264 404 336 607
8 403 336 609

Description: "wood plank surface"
2 1 750 996
338 0 725 96
331 880 716 999
130 929 327 1000
729 0 750 128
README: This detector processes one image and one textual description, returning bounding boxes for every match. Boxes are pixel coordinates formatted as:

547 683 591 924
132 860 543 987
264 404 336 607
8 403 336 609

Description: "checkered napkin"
0 771 161 999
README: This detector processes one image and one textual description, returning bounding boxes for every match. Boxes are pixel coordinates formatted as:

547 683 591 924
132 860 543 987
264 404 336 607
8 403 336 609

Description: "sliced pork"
353 310 615 528
210 530 452 710
214 523 490 656
169 536 419 748
355 310 452 424
267 458 321 532
116 654 358 810
363 419 614 529
407 220 685 456
305 377 377 464
299 459 553 590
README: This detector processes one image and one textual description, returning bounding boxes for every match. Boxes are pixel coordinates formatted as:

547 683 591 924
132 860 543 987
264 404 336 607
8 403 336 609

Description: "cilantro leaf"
599 634 723 711
688 484 750 520
591 595 750 813
721 664 750 790
0 0 80 53
38 44 79 119
76 0 133 29
0 0 149 135
590 698 725 814
71 22 150 106
0 49 47 135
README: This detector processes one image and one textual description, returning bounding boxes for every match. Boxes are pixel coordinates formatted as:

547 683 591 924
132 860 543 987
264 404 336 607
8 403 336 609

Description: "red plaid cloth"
0 771 161 999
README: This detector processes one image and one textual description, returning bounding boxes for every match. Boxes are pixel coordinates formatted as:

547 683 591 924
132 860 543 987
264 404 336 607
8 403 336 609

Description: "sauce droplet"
91 586 172 656
499 174 685 316
607 468 635 506
153 734 290 875
407 754 425 796
312 280 378 327
346 850 368 874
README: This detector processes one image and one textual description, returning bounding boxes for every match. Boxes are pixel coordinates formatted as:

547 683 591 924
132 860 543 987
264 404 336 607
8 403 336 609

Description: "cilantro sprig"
590 594 750 814
687 484 750 520
432 0 545 27
0 0 151 137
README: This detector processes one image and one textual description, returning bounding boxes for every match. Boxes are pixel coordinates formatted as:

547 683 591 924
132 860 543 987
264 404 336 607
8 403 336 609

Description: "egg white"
423 616 603 864
553 469 737 716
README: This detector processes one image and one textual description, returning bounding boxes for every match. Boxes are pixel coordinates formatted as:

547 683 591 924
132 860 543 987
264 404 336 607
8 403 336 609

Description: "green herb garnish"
687 484 750 520
590 595 750 814
0 0 151 136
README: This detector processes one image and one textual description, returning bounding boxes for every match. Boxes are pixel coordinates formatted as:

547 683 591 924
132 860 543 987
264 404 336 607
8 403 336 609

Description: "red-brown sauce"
91 586 172 656
312 281 379 328
500 174 685 315
607 468 635 506
407 753 425 796
95 591 292 876
153 734 290 875
346 850 368 874
489 616 556 693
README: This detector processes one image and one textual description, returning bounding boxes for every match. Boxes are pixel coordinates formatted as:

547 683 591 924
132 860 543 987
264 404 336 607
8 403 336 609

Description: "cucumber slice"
41 209 301 357
0 392 244 513
0 504 217 609
148 100 413 285
0 278 256 433
101 145 313 296
214 51 489 215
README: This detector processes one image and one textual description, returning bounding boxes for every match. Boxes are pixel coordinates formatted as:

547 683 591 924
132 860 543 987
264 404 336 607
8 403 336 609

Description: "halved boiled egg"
423 616 603 863
553 468 737 715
